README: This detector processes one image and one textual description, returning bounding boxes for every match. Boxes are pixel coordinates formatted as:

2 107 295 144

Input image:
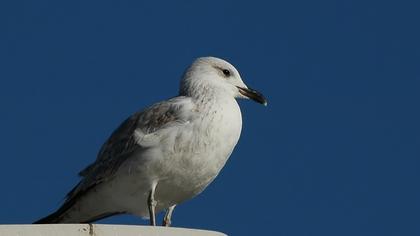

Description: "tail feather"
33 200 123 224
33 196 83 224
34 211 122 224
33 211 64 224
34 182 123 224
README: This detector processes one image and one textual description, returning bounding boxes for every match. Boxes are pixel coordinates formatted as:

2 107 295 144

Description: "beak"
237 86 268 106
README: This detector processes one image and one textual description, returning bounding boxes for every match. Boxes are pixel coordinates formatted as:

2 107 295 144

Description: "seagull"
34 56 267 226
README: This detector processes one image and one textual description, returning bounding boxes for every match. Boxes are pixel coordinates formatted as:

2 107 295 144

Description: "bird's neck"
180 80 236 108
191 89 237 112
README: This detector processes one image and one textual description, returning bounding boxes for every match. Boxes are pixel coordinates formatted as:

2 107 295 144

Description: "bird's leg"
147 184 157 226
162 205 176 227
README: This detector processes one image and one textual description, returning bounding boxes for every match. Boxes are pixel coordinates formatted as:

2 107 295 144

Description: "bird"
34 56 267 226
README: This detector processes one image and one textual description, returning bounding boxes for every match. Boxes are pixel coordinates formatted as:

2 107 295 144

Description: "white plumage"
35 57 267 226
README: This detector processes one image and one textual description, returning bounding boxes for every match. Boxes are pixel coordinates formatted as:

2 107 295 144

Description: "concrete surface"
0 224 227 236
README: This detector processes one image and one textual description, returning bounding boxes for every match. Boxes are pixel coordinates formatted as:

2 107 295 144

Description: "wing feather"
67 96 193 200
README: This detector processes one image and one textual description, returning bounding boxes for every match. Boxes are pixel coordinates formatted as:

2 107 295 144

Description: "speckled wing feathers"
67 97 192 201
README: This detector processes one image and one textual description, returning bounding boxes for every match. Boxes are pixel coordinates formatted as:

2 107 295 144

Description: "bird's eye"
222 69 231 77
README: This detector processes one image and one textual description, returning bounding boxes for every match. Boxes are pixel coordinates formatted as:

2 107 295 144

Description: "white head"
180 57 267 106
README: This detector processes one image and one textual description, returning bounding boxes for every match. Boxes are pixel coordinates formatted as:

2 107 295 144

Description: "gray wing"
66 96 193 200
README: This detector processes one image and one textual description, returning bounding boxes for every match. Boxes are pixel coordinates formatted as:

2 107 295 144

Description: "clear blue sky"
1 1 419 235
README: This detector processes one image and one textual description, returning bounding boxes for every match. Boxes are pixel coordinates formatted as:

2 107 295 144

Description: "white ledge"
0 224 227 236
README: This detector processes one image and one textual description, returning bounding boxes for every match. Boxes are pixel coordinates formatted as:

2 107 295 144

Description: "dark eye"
222 69 231 77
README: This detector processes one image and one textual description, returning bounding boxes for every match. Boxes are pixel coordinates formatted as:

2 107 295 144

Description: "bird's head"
180 57 267 106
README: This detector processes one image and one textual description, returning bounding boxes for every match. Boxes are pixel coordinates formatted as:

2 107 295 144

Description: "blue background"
1 1 419 235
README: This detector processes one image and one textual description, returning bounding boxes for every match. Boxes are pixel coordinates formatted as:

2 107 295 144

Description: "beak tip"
237 86 267 106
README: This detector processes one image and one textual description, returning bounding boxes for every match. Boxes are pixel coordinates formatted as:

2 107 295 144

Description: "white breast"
153 97 243 207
